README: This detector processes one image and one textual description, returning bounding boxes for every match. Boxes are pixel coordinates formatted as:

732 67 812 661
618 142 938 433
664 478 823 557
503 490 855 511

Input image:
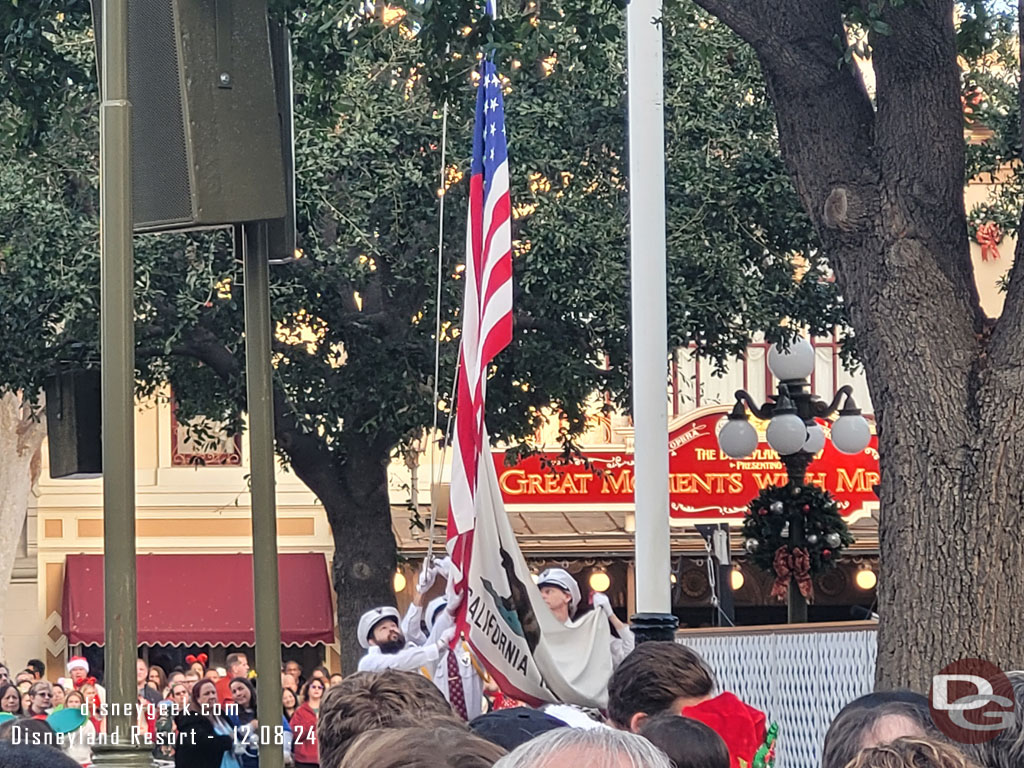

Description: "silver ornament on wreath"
780 521 790 539
769 501 784 514
825 532 842 548
744 538 760 553
805 534 819 545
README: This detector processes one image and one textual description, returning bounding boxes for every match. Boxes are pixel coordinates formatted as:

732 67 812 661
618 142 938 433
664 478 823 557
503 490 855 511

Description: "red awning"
62 553 335 646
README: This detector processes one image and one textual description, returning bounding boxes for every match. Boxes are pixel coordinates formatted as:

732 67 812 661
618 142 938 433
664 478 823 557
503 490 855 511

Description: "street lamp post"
716 336 871 622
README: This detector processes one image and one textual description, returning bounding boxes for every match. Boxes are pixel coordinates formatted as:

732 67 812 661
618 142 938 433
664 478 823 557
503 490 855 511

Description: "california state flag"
461 438 612 708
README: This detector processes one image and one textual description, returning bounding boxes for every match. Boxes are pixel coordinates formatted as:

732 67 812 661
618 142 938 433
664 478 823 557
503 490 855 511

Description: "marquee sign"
493 408 879 520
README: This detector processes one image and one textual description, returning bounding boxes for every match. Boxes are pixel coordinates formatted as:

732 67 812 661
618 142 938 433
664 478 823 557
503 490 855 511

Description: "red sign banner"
493 409 879 520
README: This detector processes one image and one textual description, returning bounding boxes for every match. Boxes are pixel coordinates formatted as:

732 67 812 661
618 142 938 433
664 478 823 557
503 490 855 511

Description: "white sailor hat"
425 596 448 634
537 568 581 611
357 606 401 649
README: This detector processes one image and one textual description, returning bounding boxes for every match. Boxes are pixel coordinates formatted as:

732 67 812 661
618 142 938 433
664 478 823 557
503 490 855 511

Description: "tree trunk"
325 441 398 673
693 0 1024 690
0 393 45 662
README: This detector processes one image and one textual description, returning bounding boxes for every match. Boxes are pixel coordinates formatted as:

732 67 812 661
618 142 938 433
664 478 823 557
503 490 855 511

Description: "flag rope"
427 96 452 564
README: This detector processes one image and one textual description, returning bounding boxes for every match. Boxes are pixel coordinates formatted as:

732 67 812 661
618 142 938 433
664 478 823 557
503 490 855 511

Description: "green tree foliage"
1 0 841 663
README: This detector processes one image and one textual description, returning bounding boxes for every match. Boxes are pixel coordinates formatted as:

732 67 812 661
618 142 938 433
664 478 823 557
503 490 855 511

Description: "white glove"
445 581 465 615
417 561 439 594
592 592 613 618
433 556 452 579
437 626 457 650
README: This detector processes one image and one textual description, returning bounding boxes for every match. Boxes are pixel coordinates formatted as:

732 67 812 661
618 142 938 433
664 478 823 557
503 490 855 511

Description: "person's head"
358 607 407 653
493 726 673 768
0 667 8 686
63 690 85 711
19 692 30 713
148 665 166 692
205 668 221 682
282 686 298 712
192 679 219 713
637 713 730 768
25 660 44 681
168 671 185 687
50 684 65 709
339 726 507 768
470 708 568 751
226 653 249 679
0 740 81 768
79 682 98 711
821 693 936 768
230 677 257 712
963 670 1024 768
66 657 89 684
845 737 981 768
15 671 33 687
27 681 52 714
169 681 190 708
302 677 326 704
313 666 330 680
184 671 200 686
536 569 581 623
317 669 455 767
330 673 345 687
0 717 56 745
0 684 21 715
607 643 716 731
135 658 148 685
284 660 303 680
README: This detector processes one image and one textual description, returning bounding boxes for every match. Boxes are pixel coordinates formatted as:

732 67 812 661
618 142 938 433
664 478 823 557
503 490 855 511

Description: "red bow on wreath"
73 676 97 690
771 547 814 603
975 222 1003 262
185 653 208 667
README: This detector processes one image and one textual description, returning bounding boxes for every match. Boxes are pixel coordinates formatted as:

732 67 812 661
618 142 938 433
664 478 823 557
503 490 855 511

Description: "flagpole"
626 0 677 641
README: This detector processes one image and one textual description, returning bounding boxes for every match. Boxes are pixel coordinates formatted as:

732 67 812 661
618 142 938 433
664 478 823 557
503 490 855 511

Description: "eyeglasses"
32 692 52 698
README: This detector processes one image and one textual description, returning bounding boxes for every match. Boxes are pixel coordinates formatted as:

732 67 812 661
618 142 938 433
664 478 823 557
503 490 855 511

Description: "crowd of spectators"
0 639 1018 768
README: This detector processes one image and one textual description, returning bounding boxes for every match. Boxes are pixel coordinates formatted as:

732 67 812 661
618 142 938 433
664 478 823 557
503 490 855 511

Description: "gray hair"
964 670 1024 768
492 727 672 768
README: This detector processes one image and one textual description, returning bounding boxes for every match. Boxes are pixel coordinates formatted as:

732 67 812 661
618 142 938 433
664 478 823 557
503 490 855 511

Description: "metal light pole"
717 336 871 623
94 0 150 764
626 0 677 642
241 223 285 768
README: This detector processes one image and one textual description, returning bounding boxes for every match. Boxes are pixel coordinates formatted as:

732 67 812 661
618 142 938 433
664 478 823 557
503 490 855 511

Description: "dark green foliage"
742 483 854 576
0 0 840 463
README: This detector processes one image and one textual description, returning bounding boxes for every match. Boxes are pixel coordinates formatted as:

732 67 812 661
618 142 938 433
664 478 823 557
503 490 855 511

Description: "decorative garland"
741 483 854 602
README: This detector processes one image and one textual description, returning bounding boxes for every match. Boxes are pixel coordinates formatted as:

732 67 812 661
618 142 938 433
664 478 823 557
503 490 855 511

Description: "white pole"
627 0 672 621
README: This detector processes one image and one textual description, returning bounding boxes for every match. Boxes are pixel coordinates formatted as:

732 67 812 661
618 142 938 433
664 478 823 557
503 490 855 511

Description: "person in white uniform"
400 557 489 718
536 567 635 667
356 606 454 673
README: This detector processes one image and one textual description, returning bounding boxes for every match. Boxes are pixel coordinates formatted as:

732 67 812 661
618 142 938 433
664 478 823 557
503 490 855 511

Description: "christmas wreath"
741 483 854 602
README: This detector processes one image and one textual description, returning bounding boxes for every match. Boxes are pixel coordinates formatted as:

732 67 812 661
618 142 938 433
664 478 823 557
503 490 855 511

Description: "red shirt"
290 702 319 764
680 692 767 768
215 677 234 707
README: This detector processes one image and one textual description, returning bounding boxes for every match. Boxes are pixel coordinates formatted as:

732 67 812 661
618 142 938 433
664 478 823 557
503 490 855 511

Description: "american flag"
446 57 513 586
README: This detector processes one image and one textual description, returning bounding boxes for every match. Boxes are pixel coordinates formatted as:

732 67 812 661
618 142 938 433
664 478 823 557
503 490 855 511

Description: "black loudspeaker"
267 19 297 264
92 0 287 233
45 370 103 480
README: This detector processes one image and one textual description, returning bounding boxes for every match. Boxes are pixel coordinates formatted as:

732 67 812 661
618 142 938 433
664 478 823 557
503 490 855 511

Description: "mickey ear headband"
185 653 208 668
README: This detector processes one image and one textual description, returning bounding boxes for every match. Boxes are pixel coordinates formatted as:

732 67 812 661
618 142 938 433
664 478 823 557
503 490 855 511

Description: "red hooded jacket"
680 692 767 768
